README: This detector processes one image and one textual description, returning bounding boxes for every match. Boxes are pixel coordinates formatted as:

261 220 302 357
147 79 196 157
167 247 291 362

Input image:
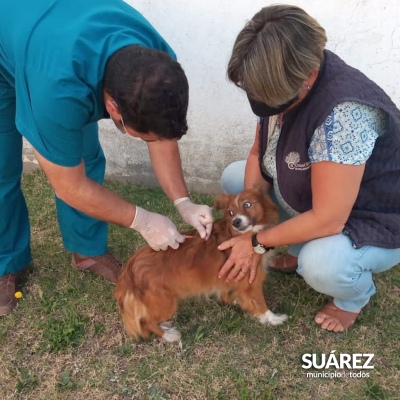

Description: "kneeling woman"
218 5 400 332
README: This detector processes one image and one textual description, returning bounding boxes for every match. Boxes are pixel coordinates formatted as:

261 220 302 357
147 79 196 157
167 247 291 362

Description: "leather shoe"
268 253 298 274
72 252 122 284
0 273 18 316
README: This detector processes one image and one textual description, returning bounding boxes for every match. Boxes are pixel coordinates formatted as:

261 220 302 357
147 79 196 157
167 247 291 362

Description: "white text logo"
284 152 311 171
301 350 374 370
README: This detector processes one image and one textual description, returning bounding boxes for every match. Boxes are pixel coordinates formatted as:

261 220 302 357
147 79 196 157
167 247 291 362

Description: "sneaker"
0 273 18 316
71 252 122 284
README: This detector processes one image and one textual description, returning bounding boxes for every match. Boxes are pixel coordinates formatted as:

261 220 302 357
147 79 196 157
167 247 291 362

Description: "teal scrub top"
0 0 176 166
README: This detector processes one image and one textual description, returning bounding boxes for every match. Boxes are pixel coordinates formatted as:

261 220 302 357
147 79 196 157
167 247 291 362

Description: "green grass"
1 170 399 399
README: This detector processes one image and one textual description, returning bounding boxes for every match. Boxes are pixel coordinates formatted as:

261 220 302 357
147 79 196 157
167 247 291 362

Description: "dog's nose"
232 217 242 228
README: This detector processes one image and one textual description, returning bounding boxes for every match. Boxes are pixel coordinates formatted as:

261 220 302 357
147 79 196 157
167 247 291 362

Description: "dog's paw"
162 328 181 343
159 320 174 330
159 321 181 343
258 310 288 326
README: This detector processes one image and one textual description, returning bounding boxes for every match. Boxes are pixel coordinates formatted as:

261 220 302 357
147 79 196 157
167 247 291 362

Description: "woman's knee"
297 238 346 292
220 160 246 194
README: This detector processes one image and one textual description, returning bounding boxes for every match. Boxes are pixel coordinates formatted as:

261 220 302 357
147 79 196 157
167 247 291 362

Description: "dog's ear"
251 184 274 203
214 193 231 211
251 184 265 195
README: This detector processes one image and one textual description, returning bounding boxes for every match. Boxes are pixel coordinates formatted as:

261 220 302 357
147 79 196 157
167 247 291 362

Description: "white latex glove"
174 197 213 240
130 206 185 251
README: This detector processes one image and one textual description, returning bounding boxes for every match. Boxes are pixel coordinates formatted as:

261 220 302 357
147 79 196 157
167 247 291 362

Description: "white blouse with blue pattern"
308 102 387 164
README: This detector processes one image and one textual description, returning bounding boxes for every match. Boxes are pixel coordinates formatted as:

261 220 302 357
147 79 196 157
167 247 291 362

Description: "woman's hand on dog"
218 236 261 283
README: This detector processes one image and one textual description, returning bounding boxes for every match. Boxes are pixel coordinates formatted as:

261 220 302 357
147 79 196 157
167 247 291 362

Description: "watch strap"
251 233 274 251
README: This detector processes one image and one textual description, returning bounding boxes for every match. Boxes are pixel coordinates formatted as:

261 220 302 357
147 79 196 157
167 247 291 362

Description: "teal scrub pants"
0 75 108 277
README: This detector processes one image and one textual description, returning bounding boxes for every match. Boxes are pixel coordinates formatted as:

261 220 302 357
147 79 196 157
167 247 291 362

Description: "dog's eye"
228 209 234 216
243 202 252 209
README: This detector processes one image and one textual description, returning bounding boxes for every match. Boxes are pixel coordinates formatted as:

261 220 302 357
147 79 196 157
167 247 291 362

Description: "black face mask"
247 94 298 117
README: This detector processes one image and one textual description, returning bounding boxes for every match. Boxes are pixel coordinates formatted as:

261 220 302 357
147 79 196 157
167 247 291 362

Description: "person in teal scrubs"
0 0 213 315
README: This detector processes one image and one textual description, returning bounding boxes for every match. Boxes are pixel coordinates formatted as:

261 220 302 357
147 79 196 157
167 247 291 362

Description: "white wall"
23 0 400 193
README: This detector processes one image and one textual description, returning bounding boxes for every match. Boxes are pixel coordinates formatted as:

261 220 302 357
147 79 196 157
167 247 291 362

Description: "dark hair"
104 45 189 139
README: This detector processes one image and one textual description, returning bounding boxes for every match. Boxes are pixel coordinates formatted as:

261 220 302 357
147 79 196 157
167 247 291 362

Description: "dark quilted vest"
259 50 400 249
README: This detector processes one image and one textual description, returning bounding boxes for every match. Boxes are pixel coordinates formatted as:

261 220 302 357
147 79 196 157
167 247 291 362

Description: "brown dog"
115 188 287 342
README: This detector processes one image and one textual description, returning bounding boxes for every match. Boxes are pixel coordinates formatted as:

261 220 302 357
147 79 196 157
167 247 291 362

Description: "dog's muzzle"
232 216 252 232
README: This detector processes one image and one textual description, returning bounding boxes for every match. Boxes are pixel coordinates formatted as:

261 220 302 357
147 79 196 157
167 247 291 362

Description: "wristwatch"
251 233 274 254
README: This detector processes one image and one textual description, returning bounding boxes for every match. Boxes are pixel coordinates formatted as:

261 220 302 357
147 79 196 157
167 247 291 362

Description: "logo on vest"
285 152 311 171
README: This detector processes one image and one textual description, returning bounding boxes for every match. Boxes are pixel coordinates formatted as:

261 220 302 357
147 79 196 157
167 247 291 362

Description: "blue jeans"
221 160 400 312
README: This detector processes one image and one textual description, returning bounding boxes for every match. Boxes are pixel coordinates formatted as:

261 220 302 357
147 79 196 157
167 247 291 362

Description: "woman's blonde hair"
227 4 327 106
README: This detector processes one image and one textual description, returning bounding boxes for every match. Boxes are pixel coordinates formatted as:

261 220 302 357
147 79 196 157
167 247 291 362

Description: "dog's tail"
118 291 148 339
115 270 148 339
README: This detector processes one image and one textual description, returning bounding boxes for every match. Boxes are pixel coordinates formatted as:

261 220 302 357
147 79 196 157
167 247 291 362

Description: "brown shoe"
0 273 18 316
268 253 298 274
72 252 122 284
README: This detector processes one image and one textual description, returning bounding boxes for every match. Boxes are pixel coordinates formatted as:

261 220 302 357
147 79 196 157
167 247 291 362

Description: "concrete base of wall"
22 159 222 194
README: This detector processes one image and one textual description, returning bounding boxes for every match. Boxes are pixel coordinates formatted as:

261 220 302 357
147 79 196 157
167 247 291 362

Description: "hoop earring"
120 115 129 134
